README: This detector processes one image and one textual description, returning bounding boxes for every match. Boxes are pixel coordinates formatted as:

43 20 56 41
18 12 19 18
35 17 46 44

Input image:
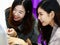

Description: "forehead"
14 5 25 10
38 7 46 13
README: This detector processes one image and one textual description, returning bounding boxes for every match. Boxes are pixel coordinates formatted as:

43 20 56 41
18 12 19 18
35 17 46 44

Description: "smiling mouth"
13 15 18 19
14 16 19 19
14 17 18 19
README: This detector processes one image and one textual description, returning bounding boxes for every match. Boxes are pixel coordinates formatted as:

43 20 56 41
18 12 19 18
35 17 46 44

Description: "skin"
13 5 25 21
7 5 26 36
38 7 55 27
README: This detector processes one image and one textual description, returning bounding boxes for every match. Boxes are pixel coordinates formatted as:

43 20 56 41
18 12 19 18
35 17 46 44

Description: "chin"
42 24 48 26
14 20 18 21
14 19 19 21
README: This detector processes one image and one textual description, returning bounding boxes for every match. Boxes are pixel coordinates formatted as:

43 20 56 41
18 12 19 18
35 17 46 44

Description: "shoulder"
49 27 60 45
55 27 60 37
5 7 10 13
5 7 12 28
52 27 60 39
5 7 10 18
56 27 60 34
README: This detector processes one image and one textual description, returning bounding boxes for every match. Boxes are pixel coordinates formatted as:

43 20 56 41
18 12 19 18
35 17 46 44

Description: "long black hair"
36 0 60 44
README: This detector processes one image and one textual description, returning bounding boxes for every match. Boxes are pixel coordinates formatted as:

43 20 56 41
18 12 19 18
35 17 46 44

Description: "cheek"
38 16 40 20
44 17 51 25
42 15 47 21
42 16 49 23
19 14 25 18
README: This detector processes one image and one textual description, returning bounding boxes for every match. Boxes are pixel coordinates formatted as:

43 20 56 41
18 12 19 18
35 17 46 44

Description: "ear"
49 11 55 19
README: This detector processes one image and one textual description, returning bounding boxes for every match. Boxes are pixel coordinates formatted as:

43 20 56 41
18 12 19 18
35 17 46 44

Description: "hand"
8 36 28 45
7 28 17 37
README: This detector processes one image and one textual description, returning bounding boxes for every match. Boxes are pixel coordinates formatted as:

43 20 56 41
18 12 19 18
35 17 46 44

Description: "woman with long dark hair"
36 0 60 45
5 0 39 45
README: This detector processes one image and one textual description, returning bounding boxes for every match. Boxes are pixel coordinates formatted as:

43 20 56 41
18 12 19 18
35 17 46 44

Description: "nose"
14 12 18 16
38 15 41 20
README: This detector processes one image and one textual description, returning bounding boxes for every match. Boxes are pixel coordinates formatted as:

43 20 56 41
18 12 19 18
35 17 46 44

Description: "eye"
19 11 24 14
38 13 43 16
14 44 20 45
19 12 22 14
40 13 43 15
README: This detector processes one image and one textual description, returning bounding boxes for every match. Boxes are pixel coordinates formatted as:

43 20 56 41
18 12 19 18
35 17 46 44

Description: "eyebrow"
14 44 22 45
38 12 42 14
19 10 24 13
14 8 24 13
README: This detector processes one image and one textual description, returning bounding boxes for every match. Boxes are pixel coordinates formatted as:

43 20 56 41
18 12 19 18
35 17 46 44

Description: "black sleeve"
17 32 28 41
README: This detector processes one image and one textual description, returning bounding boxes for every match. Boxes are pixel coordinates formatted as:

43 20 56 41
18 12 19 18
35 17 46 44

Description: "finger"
6 28 10 32
10 28 15 31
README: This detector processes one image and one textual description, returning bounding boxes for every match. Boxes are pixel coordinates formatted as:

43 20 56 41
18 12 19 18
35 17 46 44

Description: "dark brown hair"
8 0 34 34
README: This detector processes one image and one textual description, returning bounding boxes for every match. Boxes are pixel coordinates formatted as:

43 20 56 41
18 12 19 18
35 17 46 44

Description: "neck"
49 20 56 27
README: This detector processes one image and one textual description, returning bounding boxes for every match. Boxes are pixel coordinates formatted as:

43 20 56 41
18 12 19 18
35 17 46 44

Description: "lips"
14 17 18 19
14 16 18 19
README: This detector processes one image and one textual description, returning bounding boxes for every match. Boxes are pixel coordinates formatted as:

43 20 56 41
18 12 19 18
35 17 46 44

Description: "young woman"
36 0 60 45
5 0 39 45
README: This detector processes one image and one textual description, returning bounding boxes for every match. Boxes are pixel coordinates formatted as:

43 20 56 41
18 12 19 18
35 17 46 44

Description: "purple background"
32 0 42 18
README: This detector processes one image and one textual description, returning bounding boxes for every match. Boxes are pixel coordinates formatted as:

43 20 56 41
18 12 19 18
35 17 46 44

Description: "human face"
38 7 54 26
13 5 25 21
